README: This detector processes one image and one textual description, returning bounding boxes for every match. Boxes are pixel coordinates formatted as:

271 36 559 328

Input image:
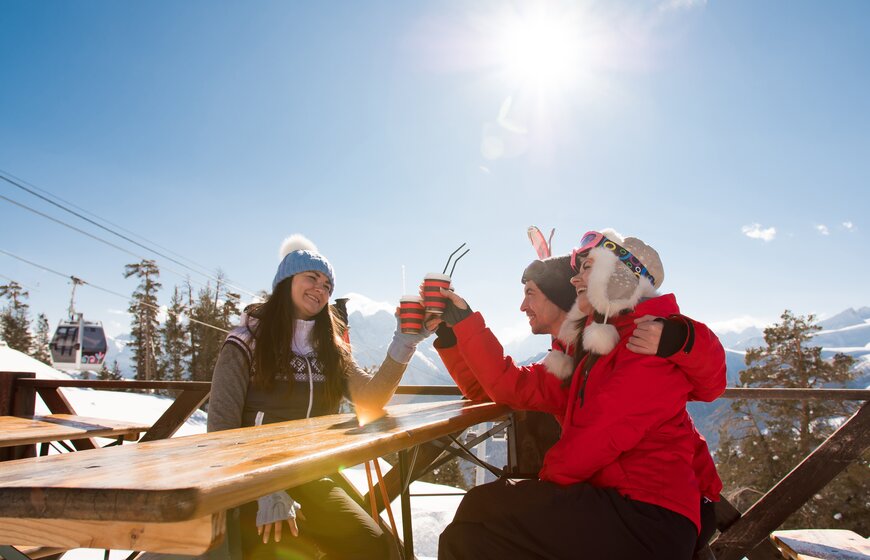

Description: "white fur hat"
578 229 664 356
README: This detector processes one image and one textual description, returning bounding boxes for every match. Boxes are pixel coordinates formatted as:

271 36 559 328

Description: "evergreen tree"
160 287 190 381
124 260 162 381
188 273 240 381
717 310 866 533
0 281 33 353
30 313 52 365
189 282 222 381
98 359 124 381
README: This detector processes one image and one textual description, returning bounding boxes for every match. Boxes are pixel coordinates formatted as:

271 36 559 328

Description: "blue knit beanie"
272 234 335 294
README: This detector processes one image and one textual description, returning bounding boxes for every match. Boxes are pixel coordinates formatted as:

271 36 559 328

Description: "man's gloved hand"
434 322 457 349
628 315 689 357
440 288 473 327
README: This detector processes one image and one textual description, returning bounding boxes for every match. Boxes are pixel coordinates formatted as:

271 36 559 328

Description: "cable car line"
1 172 259 298
0 248 229 334
0 168 223 282
3 248 436 380
1 193 255 299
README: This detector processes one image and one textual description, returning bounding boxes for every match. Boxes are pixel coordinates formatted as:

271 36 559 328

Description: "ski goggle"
570 231 657 286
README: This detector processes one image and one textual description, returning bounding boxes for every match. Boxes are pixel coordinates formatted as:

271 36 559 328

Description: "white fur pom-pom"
543 350 574 380
582 322 620 355
279 234 318 260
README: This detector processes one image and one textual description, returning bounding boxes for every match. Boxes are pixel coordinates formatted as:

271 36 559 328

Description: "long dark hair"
246 276 351 408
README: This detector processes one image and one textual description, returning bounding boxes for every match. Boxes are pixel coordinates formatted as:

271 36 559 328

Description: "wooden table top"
0 400 507 523
0 415 151 447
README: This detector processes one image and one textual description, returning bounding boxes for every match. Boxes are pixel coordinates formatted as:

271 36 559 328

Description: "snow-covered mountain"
345 293 454 386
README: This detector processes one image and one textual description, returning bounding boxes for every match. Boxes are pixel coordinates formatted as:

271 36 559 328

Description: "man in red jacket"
436 230 726 560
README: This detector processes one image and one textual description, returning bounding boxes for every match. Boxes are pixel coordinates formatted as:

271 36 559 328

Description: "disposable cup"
399 295 425 334
422 273 452 315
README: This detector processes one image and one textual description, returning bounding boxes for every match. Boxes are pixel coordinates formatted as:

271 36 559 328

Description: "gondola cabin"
49 313 108 371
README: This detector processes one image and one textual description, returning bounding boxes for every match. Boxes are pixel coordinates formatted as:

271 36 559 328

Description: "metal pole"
398 448 414 559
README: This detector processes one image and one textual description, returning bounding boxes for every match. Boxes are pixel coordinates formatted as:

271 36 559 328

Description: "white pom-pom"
543 350 574 380
279 234 318 260
582 322 620 355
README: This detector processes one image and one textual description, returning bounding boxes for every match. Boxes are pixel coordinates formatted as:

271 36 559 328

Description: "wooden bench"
0 414 150 451
771 529 870 560
0 400 508 555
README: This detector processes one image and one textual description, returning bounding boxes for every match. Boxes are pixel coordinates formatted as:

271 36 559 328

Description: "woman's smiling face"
290 270 331 320
570 256 594 316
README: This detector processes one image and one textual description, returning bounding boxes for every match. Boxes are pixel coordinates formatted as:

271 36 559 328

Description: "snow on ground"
1 344 461 559
0 343 207 437
343 459 464 560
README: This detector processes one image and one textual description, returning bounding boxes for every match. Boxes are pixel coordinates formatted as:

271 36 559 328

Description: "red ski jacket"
443 294 726 530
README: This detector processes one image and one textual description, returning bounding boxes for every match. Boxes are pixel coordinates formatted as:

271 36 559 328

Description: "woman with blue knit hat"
208 234 430 560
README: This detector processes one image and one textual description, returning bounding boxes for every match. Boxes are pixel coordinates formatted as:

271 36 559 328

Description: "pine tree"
98 359 124 381
0 281 33 353
124 260 162 381
161 286 190 381
189 282 221 381
717 310 866 533
188 273 240 381
30 313 52 365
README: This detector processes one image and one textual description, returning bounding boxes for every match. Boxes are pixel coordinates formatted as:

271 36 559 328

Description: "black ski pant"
439 478 697 560
238 476 390 560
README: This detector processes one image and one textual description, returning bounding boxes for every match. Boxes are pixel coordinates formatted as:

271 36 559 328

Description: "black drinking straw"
442 243 467 274
448 249 470 277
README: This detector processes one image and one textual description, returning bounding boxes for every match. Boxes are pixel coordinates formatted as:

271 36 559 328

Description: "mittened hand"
440 288 473 326
256 491 302 542
388 308 435 364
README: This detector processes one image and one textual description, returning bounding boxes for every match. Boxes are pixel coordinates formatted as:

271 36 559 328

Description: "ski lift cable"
1 193 255 299
0 248 229 334
4 248 437 378
0 168 221 279
0 172 260 299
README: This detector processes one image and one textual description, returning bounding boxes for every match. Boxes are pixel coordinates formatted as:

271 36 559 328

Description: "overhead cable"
1 194 248 299
0 248 229 334
0 171 259 298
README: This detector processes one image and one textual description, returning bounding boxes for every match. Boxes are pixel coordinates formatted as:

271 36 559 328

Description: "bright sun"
494 11 585 92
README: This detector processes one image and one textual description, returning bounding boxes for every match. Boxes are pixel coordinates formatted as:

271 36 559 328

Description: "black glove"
656 317 689 358
442 298 472 327
434 322 457 349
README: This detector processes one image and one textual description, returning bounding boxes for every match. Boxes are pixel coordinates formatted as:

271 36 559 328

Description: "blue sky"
1 0 867 344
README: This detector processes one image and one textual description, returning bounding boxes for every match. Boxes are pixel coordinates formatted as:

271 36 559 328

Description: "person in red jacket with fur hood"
437 230 726 560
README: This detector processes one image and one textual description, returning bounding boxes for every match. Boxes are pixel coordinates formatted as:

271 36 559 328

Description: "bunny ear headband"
527 226 555 259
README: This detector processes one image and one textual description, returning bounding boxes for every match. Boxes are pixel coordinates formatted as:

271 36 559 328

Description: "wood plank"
0 514 224 555
0 415 151 447
0 401 508 523
772 529 870 560
138 388 209 442
35 387 97 451
711 401 870 560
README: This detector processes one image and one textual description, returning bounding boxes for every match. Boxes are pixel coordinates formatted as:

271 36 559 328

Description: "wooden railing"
2 374 867 560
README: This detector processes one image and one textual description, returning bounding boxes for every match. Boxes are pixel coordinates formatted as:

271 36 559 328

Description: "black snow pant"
438 478 697 560
238 476 390 560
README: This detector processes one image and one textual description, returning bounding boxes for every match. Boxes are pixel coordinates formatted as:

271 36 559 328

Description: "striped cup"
422 273 452 315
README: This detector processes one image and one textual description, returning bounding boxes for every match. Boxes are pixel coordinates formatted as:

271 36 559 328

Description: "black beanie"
520 255 576 312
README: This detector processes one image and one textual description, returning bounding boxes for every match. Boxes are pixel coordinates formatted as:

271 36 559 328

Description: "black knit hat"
521 255 576 312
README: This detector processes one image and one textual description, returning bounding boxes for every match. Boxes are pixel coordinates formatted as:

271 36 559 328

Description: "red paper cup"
399 295 425 334
422 273 452 315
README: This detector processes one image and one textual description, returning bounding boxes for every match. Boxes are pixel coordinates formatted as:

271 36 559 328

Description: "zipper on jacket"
577 357 596 407
305 356 314 419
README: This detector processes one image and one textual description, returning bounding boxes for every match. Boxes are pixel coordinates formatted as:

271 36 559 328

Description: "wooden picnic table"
0 415 150 448
0 400 508 555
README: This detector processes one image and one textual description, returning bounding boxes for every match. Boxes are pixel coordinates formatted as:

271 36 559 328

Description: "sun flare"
494 11 585 92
